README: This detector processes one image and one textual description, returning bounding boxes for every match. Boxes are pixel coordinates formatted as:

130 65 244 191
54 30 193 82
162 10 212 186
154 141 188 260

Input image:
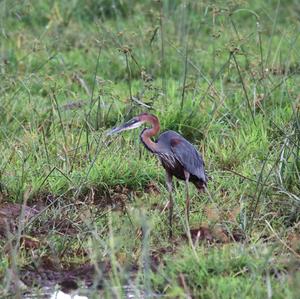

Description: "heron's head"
107 113 150 135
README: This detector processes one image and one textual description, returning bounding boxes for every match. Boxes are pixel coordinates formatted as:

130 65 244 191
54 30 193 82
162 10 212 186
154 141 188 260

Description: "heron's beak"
107 117 142 136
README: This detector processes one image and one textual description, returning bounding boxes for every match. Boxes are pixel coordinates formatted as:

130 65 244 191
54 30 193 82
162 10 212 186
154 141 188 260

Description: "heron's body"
108 112 207 237
141 130 207 190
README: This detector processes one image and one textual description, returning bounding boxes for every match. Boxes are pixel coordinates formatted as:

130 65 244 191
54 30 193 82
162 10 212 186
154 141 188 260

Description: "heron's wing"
170 137 207 182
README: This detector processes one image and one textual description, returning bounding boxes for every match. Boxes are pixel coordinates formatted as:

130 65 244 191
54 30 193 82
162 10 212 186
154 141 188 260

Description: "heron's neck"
140 117 160 153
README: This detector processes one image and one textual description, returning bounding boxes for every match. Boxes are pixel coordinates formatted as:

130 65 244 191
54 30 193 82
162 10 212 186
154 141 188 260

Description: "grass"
0 0 300 298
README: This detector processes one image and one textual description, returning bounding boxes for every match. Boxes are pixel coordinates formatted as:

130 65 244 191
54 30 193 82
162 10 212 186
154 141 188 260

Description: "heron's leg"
166 172 173 238
183 170 190 224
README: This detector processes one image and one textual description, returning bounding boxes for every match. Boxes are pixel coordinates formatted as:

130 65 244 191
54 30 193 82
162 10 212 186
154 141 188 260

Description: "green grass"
0 0 300 298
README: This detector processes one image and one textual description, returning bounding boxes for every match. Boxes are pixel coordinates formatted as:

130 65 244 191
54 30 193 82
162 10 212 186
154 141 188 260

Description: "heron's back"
156 130 207 186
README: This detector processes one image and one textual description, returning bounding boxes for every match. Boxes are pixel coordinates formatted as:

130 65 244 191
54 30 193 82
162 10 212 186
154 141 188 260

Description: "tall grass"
0 0 300 298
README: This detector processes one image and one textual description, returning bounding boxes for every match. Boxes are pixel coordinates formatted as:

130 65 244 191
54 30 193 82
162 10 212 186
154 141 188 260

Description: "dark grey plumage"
155 131 207 191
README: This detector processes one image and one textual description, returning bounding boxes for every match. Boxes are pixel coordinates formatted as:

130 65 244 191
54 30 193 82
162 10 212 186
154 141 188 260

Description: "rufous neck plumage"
139 114 160 153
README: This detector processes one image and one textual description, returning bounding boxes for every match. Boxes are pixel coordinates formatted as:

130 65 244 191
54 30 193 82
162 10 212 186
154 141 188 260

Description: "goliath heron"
108 112 207 237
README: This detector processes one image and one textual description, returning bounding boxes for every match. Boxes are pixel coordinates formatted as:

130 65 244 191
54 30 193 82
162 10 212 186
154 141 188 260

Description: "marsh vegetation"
0 0 299 298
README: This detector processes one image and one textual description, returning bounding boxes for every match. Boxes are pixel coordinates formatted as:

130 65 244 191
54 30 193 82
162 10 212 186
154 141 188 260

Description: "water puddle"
50 290 88 299
17 263 160 299
22 284 160 299
23 287 89 299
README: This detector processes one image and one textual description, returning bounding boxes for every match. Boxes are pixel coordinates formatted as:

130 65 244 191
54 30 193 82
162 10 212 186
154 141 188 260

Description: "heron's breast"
158 154 186 179
157 153 177 169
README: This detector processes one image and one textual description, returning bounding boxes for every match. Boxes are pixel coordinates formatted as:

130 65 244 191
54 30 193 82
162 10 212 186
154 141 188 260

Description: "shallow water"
23 284 161 299
24 288 88 299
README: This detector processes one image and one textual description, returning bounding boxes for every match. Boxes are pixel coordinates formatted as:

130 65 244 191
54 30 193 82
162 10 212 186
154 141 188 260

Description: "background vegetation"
0 0 299 298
